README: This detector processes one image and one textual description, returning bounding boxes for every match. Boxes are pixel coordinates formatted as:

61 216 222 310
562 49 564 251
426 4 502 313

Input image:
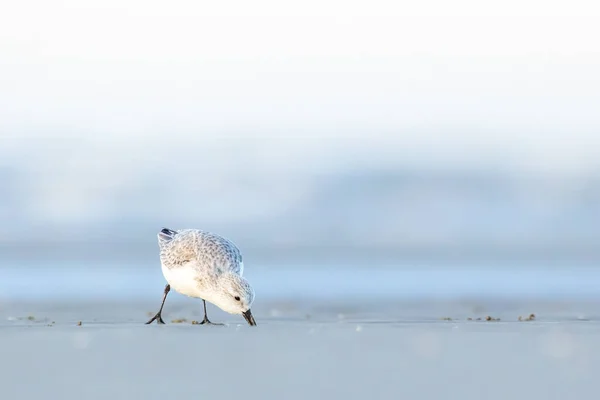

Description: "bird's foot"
198 316 224 326
145 313 165 325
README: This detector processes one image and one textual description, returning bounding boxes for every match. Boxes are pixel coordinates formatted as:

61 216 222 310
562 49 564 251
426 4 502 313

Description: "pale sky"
1 0 600 175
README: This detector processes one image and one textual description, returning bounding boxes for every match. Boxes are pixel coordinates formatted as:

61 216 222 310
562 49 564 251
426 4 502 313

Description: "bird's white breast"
161 262 209 299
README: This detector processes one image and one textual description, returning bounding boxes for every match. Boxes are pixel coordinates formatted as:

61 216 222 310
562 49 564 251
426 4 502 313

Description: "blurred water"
2 261 600 302
2 157 599 304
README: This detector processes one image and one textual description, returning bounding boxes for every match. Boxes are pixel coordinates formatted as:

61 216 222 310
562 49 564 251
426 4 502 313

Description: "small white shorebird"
146 227 257 326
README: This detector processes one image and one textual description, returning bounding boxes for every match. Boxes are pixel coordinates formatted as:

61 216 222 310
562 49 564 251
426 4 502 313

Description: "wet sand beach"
1 298 599 400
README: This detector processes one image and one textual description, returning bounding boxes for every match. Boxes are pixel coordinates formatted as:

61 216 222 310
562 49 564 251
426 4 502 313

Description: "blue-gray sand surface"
1 299 599 400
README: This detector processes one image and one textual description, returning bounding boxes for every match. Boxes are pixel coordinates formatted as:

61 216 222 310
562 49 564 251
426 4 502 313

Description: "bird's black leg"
146 284 170 324
199 299 224 326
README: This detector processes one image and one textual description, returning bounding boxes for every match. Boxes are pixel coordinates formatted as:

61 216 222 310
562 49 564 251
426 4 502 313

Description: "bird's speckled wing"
158 229 198 268
158 229 244 276
196 230 244 276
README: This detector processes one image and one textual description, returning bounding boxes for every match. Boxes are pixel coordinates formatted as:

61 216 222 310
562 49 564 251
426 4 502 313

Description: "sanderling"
146 228 257 326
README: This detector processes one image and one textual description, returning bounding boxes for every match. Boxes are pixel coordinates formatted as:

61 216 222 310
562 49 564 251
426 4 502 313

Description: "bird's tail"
158 227 178 242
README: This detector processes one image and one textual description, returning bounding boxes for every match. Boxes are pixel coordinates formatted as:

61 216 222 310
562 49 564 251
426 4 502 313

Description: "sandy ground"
1 298 599 400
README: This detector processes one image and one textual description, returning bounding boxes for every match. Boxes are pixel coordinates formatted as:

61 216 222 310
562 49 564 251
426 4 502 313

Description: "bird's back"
158 228 244 276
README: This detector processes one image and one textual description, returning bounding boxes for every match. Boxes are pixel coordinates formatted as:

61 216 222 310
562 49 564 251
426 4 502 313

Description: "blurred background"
1 0 599 303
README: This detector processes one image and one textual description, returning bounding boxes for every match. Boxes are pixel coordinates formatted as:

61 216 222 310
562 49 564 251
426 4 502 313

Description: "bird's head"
213 274 256 326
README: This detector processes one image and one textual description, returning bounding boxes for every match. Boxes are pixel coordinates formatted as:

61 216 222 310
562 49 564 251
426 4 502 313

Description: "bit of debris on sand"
518 314 536 321
466 316 500 321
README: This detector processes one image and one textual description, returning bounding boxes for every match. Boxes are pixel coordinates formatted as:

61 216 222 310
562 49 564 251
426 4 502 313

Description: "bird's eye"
234 296 241 301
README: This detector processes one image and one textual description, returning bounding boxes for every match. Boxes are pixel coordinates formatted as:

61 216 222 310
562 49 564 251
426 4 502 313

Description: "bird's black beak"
242 309 257 326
